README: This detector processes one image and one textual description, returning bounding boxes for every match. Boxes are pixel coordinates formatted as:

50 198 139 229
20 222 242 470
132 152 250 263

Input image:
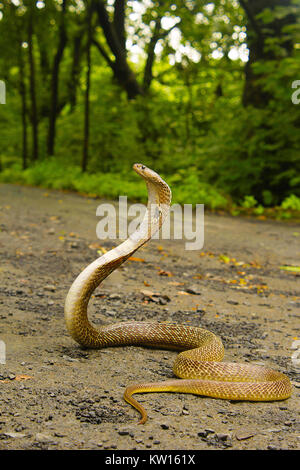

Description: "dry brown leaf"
1 374 33 384
158 269 173 277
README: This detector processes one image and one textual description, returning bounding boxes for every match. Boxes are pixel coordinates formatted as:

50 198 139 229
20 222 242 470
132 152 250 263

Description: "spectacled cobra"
64 163 292 424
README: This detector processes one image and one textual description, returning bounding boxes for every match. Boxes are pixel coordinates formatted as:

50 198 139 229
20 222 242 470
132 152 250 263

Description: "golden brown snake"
64 163 292 424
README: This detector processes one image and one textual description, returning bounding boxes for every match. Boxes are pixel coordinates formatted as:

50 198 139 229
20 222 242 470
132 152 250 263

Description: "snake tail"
124 369 292 424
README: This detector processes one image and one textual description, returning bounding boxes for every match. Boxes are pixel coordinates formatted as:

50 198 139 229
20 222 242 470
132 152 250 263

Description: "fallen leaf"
219 254 230 263
140 289 156 297
1 374 33 384
97 247 107 255
280 265 300 272
15 374 33 381
158 269 173 277
129 257 145 262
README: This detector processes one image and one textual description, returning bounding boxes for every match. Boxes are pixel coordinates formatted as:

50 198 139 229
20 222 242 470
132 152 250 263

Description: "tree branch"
143 18 182 91
113 0 126 53
92 37 116 70
239 0 264 41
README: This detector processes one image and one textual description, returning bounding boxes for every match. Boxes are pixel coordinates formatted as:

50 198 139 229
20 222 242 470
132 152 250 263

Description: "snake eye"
141 165 146 170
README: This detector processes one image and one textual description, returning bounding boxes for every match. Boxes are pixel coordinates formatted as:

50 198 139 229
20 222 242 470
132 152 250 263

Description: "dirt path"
0 183 299 450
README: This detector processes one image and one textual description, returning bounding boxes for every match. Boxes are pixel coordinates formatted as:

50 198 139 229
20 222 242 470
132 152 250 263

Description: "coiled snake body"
65 164 292 423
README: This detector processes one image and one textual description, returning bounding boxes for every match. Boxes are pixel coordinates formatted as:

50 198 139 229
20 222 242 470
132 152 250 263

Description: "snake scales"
64 163 292 424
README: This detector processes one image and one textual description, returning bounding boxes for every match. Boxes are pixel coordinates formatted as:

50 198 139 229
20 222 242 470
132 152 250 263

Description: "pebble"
185 285 202 295
160 423 169 430
197 429 208 438
35 433 56 444
216 433 231 442
4 432 26 439
109 294 121 300
44 285 56 292
235 431 255 441
105 310 116 316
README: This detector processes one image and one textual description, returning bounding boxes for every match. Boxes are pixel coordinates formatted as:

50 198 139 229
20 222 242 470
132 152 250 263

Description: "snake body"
64 163 292 424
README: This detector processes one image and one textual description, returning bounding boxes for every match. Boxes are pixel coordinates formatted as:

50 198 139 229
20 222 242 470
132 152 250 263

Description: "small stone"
4 432 26 439
105 310 116 316
35 433 54 443
235 432 255 441
216 433 231 442
197 429 208 438
185 285 201 295
109 294 121 300
118 430 129 436
160 423 169 430
205 428 215 435
291 381 300 388
44 285 56 292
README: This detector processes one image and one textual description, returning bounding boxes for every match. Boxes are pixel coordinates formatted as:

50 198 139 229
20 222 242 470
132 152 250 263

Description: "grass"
0 158 299 221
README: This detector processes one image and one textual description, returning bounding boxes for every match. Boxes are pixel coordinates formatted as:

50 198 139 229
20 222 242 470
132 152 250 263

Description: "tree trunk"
18 41 28 170
93 0 144 99
143 17 162 91
82 1 92 173
27 5 38 161
47 0 68 156
69 33 83 111
240 0 296 107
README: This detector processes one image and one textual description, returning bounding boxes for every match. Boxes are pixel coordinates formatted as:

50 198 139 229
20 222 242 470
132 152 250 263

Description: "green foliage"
241 195 258 209
0 0 299 219
0 157 228 209
280 194 300 211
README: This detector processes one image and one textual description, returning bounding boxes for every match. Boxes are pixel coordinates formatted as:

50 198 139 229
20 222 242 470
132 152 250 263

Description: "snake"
64 163 292 424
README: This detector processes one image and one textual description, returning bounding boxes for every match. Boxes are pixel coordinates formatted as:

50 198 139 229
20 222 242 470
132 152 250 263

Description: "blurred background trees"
0 0 299 212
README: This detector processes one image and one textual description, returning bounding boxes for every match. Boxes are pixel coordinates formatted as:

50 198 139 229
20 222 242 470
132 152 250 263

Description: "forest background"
0 0 299 219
